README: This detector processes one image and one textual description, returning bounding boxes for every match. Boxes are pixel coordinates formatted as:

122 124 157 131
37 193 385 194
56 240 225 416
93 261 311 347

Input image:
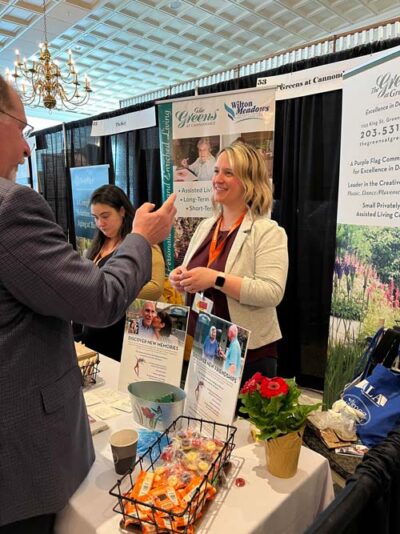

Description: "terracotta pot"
264 427 304 478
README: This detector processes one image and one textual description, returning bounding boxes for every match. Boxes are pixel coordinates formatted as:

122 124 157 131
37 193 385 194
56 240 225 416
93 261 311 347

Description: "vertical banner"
159 102 175 271
158 87 275 271
70 164 109 255
324 49 400 408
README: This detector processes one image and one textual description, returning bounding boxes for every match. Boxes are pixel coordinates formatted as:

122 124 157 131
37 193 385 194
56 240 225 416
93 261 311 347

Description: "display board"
70 164 109 255
184 311 250 431
158 86 275 271
118 299 189 391
324 48 400 408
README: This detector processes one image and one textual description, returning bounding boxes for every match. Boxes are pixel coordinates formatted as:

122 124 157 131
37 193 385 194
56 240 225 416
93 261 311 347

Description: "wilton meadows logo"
371 72 400 98
224 99 270 121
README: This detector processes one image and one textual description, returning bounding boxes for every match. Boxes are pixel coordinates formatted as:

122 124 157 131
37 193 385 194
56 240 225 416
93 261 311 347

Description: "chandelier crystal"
5 0 92 110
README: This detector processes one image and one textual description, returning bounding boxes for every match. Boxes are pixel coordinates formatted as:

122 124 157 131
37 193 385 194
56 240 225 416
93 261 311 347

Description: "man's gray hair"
0 75 14 111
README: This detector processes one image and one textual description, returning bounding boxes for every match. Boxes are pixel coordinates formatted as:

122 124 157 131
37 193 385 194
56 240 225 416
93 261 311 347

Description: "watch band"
214 272 226 289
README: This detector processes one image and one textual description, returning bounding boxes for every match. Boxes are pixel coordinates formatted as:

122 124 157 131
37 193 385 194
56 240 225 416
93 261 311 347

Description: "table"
55 357 334 534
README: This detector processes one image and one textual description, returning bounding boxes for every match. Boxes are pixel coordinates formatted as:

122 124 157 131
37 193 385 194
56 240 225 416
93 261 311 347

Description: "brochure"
88 414 109 436
184 311 250 434
119 299 189 391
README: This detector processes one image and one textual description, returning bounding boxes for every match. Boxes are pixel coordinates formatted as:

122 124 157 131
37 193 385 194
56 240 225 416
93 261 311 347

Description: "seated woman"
79 184 165 361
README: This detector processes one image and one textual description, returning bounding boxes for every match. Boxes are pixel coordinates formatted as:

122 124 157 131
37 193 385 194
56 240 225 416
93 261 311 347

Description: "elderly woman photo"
202 325 219 360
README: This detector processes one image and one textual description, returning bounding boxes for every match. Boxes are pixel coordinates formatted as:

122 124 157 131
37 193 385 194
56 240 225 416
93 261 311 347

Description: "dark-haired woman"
79 184 165 360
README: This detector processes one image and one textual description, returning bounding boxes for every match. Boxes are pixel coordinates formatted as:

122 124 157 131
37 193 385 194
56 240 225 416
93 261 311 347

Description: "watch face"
215 275 225 287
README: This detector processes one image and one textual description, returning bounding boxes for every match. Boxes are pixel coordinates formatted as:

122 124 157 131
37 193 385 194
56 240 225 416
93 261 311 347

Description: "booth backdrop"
33 38 400 389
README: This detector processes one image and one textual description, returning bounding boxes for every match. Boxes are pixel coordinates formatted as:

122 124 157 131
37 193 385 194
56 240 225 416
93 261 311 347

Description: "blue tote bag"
343 364 400 447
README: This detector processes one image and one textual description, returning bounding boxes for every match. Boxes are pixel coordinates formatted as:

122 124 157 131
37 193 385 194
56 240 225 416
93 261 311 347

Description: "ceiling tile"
0 0 398 119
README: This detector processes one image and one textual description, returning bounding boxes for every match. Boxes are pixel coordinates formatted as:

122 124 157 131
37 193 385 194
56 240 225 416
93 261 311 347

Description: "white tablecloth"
55 357 334 534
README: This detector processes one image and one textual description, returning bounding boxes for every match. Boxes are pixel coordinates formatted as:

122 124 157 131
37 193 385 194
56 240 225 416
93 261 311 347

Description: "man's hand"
132 194 176 244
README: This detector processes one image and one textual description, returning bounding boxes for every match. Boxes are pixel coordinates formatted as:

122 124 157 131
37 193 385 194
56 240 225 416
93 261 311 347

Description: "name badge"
192 292 213 314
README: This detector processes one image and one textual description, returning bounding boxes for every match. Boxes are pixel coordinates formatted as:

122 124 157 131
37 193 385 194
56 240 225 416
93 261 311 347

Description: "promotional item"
343 364 400 447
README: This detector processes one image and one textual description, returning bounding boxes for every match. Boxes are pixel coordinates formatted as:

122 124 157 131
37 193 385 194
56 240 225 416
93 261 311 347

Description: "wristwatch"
214 272 226 290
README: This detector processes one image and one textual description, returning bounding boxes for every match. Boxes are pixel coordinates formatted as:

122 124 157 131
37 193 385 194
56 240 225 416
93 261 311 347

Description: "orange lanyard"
207 212 245 268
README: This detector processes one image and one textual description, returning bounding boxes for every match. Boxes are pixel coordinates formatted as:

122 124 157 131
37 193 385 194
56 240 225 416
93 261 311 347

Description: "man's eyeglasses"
0 109 34 139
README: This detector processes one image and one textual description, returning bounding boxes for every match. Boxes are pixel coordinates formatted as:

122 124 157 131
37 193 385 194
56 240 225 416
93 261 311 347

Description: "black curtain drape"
34 38 400 387
273 90 342 385
35 126 70 237
109 126 162 208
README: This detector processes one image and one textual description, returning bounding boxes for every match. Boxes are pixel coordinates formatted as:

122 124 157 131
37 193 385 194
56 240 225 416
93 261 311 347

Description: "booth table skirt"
55 357 334 534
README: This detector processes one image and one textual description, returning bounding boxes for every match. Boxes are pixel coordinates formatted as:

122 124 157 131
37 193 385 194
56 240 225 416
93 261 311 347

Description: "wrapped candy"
122 428 225 532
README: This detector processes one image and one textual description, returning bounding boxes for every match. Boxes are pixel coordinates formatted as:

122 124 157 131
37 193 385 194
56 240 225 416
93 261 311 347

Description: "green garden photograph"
324 224 400 408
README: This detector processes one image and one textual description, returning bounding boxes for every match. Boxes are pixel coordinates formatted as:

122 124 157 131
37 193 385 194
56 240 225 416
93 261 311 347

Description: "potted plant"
238 373 320 478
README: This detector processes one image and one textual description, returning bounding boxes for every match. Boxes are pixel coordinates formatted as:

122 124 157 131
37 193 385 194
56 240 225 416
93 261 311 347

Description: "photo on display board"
172 135 220 182
119 299 189 390
324 223 400 409
184 311 250 429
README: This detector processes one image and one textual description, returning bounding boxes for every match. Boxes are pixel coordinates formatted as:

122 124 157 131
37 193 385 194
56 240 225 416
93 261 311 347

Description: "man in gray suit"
0 76 176 533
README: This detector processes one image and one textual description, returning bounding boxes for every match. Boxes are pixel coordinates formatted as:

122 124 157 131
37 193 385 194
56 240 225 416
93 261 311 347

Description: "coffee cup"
110 429 138 475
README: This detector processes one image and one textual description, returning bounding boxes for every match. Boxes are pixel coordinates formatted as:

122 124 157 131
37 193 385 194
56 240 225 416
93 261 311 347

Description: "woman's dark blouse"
186 222 277 362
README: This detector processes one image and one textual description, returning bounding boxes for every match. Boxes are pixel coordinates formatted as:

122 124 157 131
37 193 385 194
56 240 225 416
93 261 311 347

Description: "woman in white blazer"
170 142 288 382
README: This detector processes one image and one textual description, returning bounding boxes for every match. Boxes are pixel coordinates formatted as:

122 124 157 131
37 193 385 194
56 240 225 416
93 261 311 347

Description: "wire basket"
109 415 237 533
78 355 100 387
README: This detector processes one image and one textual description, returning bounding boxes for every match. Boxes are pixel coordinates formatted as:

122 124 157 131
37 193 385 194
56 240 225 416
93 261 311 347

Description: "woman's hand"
179 267 217 293
169 266 188 293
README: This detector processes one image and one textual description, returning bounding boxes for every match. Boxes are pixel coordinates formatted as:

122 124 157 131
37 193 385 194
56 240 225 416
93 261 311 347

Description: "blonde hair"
217 142 273 216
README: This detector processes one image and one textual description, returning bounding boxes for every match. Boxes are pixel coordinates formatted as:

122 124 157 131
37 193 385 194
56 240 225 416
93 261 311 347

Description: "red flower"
260 377 289 398
240 376 258 394
240 372 265 394
252 372 263 383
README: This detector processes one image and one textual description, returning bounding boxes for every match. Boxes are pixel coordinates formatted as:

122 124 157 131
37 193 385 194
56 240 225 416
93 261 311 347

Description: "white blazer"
183 210 288 349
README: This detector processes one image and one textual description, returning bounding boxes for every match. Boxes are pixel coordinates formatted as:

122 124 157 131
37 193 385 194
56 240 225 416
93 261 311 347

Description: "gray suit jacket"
0 178 151 525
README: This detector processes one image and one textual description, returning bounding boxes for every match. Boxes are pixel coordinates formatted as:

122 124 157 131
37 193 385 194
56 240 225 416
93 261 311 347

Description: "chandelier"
5 0 92 110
